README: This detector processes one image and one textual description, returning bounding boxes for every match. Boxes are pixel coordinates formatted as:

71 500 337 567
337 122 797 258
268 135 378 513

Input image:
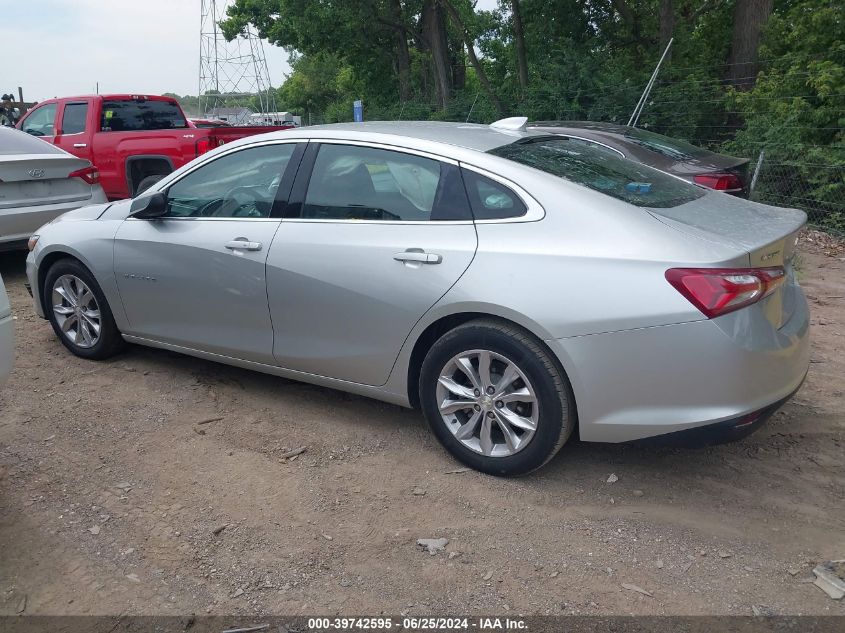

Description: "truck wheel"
135 175 165 196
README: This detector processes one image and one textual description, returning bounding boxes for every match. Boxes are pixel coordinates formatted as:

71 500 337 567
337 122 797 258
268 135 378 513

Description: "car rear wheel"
44 259 124 360
420 319 575 476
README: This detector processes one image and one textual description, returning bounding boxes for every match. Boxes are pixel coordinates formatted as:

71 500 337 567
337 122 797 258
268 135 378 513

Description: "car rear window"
100 99 187 132
0 127 65 155
489 137 705 208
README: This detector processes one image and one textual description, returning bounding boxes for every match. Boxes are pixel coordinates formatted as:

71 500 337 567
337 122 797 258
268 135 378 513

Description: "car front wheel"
44 259 125 360
420 319 575 476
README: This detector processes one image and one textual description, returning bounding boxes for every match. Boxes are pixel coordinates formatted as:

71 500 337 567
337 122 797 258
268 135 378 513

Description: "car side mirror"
129 192 167 219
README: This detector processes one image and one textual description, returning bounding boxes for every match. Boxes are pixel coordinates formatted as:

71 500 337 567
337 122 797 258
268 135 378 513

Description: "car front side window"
164 144 296 219
61 103 89 135
302 144 471 221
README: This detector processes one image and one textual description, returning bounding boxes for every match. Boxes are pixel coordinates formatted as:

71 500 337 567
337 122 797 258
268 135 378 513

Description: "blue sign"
353 99 363 122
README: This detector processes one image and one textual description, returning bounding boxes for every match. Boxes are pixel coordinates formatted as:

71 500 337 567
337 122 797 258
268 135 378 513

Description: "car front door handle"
225 239 263 252
393 250 442 264
73 143 88 148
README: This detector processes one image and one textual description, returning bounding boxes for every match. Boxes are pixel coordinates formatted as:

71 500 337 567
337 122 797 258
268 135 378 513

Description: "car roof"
256 121 548 154
31 94 179 104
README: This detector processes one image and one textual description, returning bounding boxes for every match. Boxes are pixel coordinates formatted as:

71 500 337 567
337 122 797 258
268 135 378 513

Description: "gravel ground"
0 236 843 617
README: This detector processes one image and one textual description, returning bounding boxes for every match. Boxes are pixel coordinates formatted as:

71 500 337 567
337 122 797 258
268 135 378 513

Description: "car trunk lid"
0 154 95 209
648 192 806 329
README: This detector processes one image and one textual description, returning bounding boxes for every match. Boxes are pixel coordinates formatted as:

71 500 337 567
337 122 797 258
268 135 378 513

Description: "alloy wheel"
435 349 539 457
52 274 102 349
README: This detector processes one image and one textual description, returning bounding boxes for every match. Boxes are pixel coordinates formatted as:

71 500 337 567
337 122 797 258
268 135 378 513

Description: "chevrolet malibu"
25 119 810 475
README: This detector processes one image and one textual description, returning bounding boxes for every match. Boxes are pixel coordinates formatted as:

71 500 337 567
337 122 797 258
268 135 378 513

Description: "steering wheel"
199 186 271 218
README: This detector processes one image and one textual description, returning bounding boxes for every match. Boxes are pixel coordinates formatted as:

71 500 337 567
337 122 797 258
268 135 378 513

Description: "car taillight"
196 137 225 156
665 267 786 318
693 172 743 191
68 166 100 185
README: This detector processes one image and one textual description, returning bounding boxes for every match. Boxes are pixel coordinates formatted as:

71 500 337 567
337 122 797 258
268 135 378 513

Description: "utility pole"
199 0 277 121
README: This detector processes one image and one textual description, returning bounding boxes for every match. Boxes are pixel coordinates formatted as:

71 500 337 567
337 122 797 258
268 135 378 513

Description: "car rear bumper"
0 190 107 245
629 381 803 447
548 288 811 443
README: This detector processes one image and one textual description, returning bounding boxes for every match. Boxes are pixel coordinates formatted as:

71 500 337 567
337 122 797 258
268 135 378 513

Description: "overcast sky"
5 0 499 103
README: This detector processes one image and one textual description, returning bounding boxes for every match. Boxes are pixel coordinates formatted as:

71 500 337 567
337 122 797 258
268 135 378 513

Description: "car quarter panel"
446 172 751 340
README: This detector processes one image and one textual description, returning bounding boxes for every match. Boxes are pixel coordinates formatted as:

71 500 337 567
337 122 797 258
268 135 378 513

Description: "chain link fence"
296 56 844 235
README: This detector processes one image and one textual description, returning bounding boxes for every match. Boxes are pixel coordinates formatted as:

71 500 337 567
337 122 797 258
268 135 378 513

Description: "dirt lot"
1 234 844 617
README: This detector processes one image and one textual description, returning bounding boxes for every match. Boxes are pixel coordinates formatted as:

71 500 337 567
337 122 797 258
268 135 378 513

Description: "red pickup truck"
16 94 293 200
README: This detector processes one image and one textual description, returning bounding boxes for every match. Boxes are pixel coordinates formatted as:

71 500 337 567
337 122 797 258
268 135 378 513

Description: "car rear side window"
462 169 527 220
302 144 471 221
489 137 705 208
62 103 88 135
100 99 187 132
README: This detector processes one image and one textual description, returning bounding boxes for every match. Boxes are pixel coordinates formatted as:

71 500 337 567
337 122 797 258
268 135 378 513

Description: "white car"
1 126 107 251
0 274 12 387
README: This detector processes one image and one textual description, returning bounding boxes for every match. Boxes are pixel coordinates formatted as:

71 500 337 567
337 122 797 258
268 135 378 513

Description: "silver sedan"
1 126 107 251
25 119 810 475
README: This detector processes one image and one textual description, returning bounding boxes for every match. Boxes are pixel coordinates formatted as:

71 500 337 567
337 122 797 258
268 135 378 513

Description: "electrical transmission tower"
199 0 277 121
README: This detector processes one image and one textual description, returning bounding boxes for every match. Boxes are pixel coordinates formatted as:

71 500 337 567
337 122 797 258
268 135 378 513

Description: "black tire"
135 174 165 196
419 318 575 476
44 258 125 360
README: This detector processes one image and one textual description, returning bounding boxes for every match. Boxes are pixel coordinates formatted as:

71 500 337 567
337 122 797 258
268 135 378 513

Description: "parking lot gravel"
1 234 843 616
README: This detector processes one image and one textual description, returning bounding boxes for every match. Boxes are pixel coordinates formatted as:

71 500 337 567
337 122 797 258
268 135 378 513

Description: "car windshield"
489 137 705 208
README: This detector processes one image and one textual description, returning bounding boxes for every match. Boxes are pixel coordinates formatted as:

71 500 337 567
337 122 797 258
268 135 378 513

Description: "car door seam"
380 220 481 388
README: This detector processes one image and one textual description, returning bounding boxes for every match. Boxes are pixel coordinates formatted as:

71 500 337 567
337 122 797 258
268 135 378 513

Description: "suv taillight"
68 166 100 185
693 172 743 192
665 267 786 318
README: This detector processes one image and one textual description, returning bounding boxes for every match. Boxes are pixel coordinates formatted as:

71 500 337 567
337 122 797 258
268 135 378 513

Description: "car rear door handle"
393 250 442 264
73 143 87 148
225 239 262 252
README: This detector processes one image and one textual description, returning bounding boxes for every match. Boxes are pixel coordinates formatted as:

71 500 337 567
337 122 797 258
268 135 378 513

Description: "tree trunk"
511 0 529 91
439 0 504 115
611 0 646 48
453 50 466 90
726 0 774 90
388 0 413 101
659 0 674 59
422 0 452 109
